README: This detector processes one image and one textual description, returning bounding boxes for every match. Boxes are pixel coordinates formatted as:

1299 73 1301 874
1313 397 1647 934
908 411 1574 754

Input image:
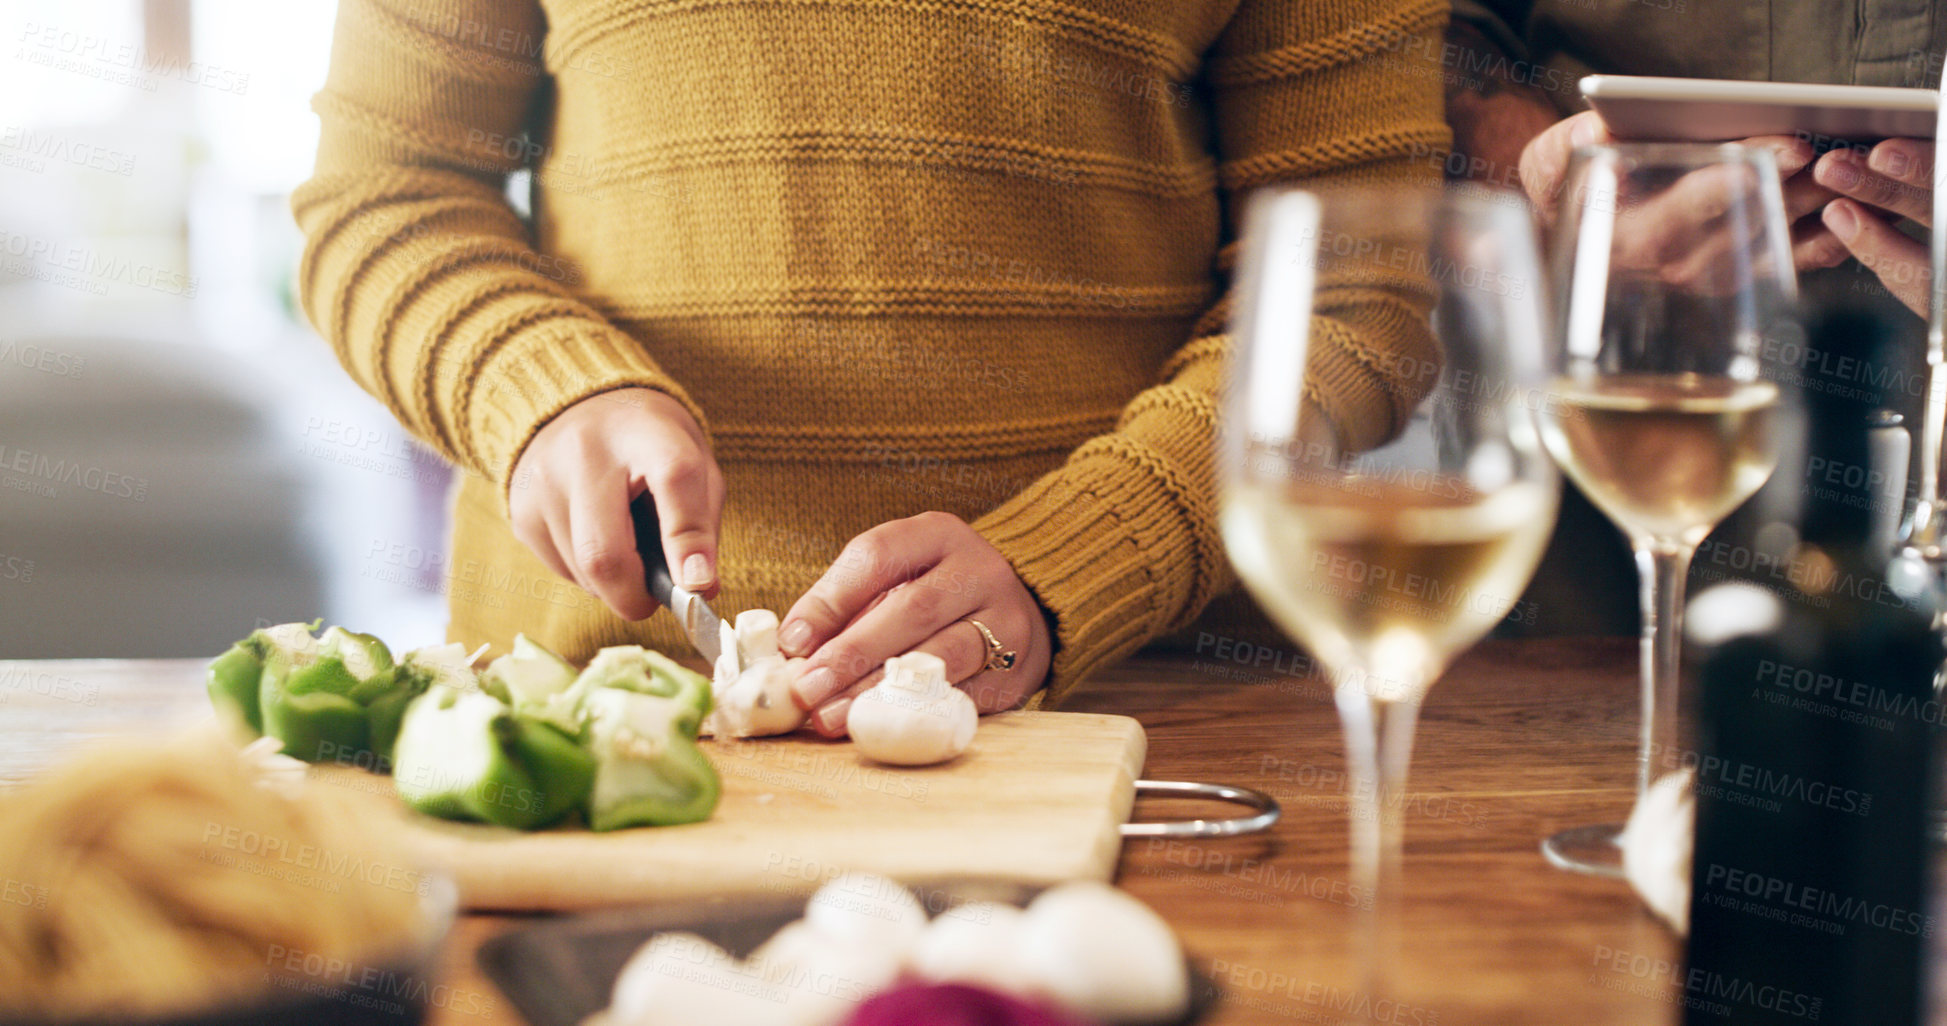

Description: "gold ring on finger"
963 618 1017 672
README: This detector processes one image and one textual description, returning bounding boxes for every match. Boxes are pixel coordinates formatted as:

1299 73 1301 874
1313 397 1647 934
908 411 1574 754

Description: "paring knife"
629 493 724 665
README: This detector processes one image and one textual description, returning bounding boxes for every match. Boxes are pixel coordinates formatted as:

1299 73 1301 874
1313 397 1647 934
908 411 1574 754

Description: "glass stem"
1633 542 1693 795
1918 361 1943 507
1335 683 1422 1019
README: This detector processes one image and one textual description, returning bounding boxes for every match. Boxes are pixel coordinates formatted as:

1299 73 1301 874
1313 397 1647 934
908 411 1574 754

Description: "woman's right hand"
509 388 723 620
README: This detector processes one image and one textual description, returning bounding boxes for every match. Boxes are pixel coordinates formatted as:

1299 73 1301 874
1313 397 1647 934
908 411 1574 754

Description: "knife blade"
629 493 723 666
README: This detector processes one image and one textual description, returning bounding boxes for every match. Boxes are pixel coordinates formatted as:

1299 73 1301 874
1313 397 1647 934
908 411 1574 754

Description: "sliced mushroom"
706 609 809 738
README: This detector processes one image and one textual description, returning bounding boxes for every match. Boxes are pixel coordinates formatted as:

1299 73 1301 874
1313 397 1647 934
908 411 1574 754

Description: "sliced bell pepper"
390 687 596 830
260 673 369 763
206 639 268 735
211 622 433 768
398 642 482 693
277 655 363 698
204 620 323 736
510 709 601 826
363 683 426 772
208 625 724 833
570 645 713 736
361 641 490 770
483 634 582 734
581 687 721 831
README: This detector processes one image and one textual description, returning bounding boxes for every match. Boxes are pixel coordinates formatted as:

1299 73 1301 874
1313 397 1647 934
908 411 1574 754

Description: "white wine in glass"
1538 142 1795 876
1224 479 1558 703
1543 375 1779 546
1222 184 1558 1005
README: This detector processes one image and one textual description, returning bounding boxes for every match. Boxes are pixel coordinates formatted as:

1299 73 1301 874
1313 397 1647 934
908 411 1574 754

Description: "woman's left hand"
779 511 1053 736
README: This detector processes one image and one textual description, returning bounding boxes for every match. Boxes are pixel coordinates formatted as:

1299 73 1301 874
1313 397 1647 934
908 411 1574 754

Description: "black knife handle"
629 492 678 609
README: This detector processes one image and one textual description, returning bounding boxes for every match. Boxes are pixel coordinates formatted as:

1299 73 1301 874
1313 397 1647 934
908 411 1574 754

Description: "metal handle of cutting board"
1120 780 1280 838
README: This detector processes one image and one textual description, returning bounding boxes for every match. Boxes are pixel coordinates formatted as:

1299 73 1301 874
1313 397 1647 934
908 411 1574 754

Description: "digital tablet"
1580 75 1936 145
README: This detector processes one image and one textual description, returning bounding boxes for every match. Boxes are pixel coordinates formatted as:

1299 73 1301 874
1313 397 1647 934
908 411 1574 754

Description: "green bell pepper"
206 640 268 735
327 626 397 691
204 620 324 736
208 626 724 833
209 622 435 769
258 644 373 763
260 672 369 763
363 682 427 772
483 634 582 734
569 645 713 736
397 642 482 692
581 687 721 831
362 641 501 770
390 686 596 830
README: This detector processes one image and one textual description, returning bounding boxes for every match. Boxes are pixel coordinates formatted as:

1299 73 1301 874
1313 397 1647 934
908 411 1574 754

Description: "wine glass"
1537 143 1796 875
1221 183 1559 999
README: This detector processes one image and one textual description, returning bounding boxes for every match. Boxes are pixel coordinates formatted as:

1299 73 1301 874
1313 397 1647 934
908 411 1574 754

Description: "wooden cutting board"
312 710 1146 911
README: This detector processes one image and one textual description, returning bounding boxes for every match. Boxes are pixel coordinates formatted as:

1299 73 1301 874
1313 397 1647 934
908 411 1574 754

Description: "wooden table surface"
1 640 1691 1025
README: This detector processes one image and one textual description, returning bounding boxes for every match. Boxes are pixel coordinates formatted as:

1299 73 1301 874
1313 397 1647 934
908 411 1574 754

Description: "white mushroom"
748 919 903 1026
607 932 782 1026
602 876 1193 1026
801 871 929 952
1015 881 1189 1024
1619 767 1695 934
845 653 976 766
705 609 809 738
910 900 1030 992
608 874 920 1026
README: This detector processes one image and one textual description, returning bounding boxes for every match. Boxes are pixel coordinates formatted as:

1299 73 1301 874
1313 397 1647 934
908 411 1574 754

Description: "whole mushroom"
910 900 1029 992
608 932 779 1026
846 652 977 766
1015 881 1190 1024
801 870 929 951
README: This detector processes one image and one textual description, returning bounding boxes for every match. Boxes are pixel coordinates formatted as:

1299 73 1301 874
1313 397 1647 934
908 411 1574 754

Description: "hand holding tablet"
1807 138 1934 315
1517 110 1837 275
1512 76 1934 317
1580 75 1936 145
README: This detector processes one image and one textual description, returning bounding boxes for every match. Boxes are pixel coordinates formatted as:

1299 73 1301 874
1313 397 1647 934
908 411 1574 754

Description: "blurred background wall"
0 0 449 657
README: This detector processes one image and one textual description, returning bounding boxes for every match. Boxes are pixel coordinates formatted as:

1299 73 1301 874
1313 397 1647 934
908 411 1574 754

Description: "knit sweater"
291 0 1451 703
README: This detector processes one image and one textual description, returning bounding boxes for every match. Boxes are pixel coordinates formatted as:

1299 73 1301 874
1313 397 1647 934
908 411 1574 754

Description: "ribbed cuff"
464 321 709 502
1304 307 1423 452
972 448 1199 704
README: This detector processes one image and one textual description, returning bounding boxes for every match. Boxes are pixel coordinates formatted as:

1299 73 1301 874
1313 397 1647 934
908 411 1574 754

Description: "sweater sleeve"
288 0 706 494
971 0 1452 703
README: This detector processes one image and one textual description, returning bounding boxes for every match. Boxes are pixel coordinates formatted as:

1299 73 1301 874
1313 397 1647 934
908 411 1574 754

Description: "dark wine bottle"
1682 305 1939 1026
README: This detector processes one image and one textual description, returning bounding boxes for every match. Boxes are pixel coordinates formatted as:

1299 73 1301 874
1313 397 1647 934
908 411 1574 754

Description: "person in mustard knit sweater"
292 0 1452 735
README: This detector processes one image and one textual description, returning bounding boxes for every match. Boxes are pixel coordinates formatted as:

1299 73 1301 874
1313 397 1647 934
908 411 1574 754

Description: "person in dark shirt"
1441 0 1940 634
